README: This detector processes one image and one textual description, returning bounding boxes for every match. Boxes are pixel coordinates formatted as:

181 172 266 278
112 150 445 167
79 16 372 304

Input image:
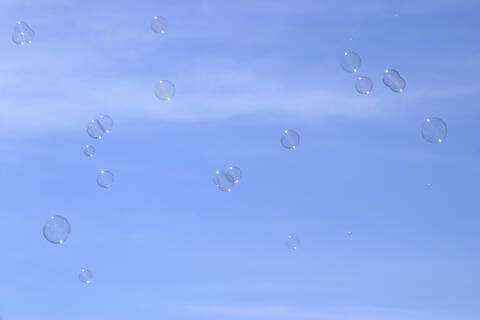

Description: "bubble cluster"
281 130 300 150
97 170 114 188
83 145 95 158
43 216 71 244
87 114 114 139
383 69 406 92
155 80 176 101
341 51 361 73
355 76 373 95
286 235 300 251
151 16 168 34
78 269 93 284
12 21 35 46
422 117 447 143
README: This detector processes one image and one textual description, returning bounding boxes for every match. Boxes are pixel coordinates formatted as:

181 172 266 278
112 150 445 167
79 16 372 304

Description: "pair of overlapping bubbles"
341 52 373 95
383 69 406 92
87 114 113 140
213 166 242 192
12 21 34 46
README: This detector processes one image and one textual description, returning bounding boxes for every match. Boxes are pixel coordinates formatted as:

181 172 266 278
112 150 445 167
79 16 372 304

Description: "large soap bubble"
43 216 71 244
341 51 361 73
155 80 176 101
151 16 168 34
422 117 447 143
355 76 373 95
12 21 35 46
281 130 300 149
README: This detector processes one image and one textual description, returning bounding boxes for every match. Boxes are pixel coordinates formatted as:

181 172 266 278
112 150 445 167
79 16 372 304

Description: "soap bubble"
213 170 235 192
78 268 93 284
383 69 406 92
226 166 242 183
155 80 176 101
355 76 373 94
281 130 300 149
422 117 447 143
86 114 114 139
97 170 114 188
341 51 361 73
347 231 353 237
43 216 71 244
151 16 168 34
285 235 300 251
83 145 95 158
12 21 35 46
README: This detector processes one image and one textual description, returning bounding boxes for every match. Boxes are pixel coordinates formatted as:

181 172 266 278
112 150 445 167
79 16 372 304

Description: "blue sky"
0 0 479 319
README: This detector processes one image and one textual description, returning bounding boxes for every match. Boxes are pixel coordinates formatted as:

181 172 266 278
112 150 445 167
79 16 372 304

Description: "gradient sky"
0 0 479 319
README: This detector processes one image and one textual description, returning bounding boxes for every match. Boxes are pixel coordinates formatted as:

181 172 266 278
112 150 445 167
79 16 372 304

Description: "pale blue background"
0 0 479 319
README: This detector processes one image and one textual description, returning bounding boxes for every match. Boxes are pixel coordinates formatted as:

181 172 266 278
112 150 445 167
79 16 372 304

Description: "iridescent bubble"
383 69 406 92
281 130 300 150
226 166 242 183
341 51 361 73
355 76 373 95
422 117 447 143
83 145 95 158
78 268 93 284
43 215 71 244
97 170 114 188
155 80 176 101
86 114 114 139
151 16 168 34
212 170 235 192
12 21 35 46
285 235 300 251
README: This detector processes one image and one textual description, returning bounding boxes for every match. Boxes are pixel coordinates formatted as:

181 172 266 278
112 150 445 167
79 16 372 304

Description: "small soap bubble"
355 76 373 95
348 231 353 237
151 16 168 34
422 118 447 143
213 170 235 192
83 145 95 158
226 166 242 183
341 51 361 73
43 215 71 244
286 235 300 251
78 268 93 284
97 170 114 188
383 69 406 92
12 21 35 46
86 114 114 139
281 130 300 149
155 80 176 101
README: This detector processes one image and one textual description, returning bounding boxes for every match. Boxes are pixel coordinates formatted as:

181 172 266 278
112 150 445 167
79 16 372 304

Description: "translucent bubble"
285 235 300 251
281 130 300 149
155 80 176 101
97 170 114 188
151 16 168 34
86 114 114 139
78 268 93 284
226 166 242 183
12 21 35 46
422 117 447 143
83 145 95 158
341 51 361 73
347 231 353 237
212 170 235 192
355 76 373 95
383 69 406 92
97 114 113 134
43 216 71 244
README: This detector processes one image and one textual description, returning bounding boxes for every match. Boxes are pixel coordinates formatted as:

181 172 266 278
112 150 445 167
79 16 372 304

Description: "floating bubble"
43 215 71 244
213 170 235 192
341 51 361 73
347 231 353 237
151 16 168 34
78 268 93 284
226 166 242 183
422 118 447 143
12 21 35 46
155 80 176 101
285 235 300 251
383 69 406 92
355 76 373 95
83 145 95 158
281 130 300 149
97 170 114 188
86 114 114 139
